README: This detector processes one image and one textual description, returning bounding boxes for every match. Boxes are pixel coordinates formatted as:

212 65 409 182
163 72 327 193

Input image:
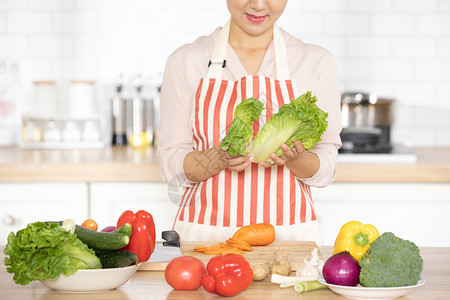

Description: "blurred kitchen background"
0 1 450 247
0 0 449 150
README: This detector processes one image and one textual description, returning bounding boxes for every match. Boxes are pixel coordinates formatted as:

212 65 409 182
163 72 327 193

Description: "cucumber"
114 223 132 237
74 225 129 250
96 250 138 268
91 247 109 255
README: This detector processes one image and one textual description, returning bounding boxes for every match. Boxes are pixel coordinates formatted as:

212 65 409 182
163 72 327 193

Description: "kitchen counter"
1 246 448 300
0 146 449 183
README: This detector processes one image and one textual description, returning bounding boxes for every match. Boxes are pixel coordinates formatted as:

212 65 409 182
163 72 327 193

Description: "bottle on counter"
128 75 154 148
111 78 127 146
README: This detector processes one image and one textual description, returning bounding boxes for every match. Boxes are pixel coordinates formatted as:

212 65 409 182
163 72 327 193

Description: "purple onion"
323 251 361 286
101 225 116 232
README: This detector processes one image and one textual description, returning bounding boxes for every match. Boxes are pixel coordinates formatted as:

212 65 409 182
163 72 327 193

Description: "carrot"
194 246 208 252
194 242 250 255
226 239 253 251
203 249 222 255
220 247 245 255
231 223 275 246
193 223 275 256
227 237 252 247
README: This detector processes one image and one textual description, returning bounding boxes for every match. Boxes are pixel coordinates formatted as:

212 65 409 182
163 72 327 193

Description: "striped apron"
173 20 323 245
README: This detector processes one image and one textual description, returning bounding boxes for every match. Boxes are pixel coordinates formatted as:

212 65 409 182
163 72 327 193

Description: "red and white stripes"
174 75 317 229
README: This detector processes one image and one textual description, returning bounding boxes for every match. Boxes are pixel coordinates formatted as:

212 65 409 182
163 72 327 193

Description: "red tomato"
164 256 206 291
81 219 98 231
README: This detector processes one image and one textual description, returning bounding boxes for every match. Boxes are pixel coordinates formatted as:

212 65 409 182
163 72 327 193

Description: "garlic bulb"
295 248 325 277
296 258 320 277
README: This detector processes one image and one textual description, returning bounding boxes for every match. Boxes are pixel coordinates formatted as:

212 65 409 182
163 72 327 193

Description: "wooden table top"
0 146 449 183
1 246 449 300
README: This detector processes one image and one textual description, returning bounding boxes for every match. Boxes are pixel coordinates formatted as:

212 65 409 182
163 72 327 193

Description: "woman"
157 0 342 245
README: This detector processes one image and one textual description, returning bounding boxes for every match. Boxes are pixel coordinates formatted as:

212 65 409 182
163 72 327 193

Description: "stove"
338 144 417 163
339 125 393 153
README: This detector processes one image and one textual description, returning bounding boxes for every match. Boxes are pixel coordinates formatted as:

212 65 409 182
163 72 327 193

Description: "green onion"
294 280 327 293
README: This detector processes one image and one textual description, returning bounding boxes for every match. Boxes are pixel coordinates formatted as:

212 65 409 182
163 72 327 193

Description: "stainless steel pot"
341 92 394 129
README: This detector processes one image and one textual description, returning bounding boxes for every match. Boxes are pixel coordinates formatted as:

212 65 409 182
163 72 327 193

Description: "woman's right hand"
219 148 252 173
184 146 252 183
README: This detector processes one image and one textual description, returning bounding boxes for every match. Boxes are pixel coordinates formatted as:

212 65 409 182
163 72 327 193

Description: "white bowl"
40 265 138 292
318 275 425 300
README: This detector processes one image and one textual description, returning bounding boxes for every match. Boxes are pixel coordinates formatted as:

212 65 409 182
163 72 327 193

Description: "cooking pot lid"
341 92 372 104
341 92 395 105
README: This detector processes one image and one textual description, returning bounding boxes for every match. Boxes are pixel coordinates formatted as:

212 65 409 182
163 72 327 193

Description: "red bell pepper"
116 210 156 263
202 253 253 297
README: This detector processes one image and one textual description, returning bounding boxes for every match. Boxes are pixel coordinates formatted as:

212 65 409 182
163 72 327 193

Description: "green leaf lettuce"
3 221 101 285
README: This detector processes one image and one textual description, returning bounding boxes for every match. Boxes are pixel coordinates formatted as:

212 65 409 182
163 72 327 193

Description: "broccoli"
359 232 423 287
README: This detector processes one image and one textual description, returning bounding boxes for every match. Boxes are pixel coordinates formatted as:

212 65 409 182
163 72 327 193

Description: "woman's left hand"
259 140 306 168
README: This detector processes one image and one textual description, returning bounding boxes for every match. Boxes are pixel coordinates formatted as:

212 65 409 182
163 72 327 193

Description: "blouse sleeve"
156 51 195 187
299 54 342 188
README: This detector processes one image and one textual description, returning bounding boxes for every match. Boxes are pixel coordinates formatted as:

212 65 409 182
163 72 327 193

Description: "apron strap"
207 19 290 80
273 24 290 81
207 20 230 79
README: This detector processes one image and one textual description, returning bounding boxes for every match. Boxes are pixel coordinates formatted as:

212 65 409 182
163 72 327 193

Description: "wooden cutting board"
139 241 320 271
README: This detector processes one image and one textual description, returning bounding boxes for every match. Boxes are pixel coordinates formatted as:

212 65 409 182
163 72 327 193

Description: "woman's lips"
246 13 266 23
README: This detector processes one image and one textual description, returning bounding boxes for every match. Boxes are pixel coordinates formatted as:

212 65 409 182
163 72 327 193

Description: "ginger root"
252 262 271 281
271 247 291 276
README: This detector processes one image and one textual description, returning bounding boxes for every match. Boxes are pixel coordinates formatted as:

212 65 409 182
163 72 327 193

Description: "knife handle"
162 230 180 247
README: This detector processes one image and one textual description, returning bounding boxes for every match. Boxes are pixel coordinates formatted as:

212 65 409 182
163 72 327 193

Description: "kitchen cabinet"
89 182 178 240
313 183 450 247
0 183 88 244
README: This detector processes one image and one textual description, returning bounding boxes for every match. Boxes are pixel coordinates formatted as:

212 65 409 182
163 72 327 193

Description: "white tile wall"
0 0 449 146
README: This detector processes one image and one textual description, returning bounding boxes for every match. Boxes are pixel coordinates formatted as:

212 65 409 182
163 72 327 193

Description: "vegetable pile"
3 209 156 286
3 221 101 285
324 220 424 288
220 91 328 163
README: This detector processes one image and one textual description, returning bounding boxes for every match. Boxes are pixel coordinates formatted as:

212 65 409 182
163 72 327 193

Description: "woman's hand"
259 140 306 168
219 149 252 172
259 140 319 179
184 146 253 183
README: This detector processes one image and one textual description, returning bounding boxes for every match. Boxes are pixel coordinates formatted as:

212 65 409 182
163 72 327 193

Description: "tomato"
81 219 98 231
164 256 206 291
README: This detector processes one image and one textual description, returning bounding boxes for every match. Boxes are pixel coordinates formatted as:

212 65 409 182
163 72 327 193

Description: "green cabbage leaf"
250 91 328 163
220 97 264 156
3 221 101 285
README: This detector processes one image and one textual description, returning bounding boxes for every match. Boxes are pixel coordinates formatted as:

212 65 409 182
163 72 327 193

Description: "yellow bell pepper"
333 221 380 262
